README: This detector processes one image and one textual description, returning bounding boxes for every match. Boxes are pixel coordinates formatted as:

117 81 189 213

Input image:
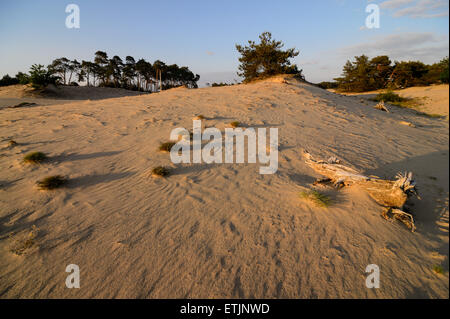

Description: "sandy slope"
336 84 449 118
0 76 448 298
0 84 145 109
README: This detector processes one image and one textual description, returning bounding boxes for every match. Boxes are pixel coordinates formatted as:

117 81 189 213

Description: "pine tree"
235 32 303 82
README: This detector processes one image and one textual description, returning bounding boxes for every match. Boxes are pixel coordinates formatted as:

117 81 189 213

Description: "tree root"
304 150 418 232
381 208 416 232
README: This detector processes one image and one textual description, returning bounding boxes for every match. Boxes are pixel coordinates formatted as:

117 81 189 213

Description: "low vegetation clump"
369 91 444 118
299 190 332 207
151 166 170 177
0 74 20 86
8 140 18 147
159 141 176 152
36 175 67 190
23 152 47 164
194 115 205 120
317 81 338 90
371 91 407 103
370 91 424 110
230 121 240 128
9 225 39 256
433 265 444 275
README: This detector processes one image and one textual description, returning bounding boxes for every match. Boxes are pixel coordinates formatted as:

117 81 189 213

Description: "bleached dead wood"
374 101 389 112
303 150 419 231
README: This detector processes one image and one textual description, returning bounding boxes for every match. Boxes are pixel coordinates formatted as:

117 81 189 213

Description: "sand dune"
0 76 448 298
0 84 145 110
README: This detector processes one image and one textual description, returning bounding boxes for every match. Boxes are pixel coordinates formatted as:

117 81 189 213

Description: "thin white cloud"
380 0 414 9
338 32 449 63
380 0 449 18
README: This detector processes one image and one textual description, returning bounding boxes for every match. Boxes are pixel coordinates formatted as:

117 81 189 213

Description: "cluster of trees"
0 51 200 91
0 64 58 89
236 32 304 83
321 55 449 92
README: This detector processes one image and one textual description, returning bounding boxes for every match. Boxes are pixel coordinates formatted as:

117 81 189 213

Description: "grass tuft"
159 142 176 152
23 152 47 164
299 190 332 207
433 265 444 275
151 166 170 177
194 115 205 120
8 140 18 147
36 175 67 190
230 121 240 128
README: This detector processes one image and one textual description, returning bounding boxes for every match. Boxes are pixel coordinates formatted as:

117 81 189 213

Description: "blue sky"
0 0 448 86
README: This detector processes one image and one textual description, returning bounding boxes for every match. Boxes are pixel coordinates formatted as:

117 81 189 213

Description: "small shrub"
29 64 58 89
370 91 409 104
151 166 170 177
36 175 67 190
16 72 30 84
317 81 338 90
23 152 47 164
370 91 428 110
0 74 19 87
9 225 39 256
299 190 332 207
194 115 205 120
159 142 176 152
433 265 444 274
230 121 240 128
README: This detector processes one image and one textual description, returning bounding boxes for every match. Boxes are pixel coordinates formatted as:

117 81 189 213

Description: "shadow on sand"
52 151 122 162
67 172 135 188
364 149 449 297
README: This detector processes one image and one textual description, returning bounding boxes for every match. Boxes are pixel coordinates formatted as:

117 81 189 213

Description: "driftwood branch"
374 101 390 112
303 150 418 231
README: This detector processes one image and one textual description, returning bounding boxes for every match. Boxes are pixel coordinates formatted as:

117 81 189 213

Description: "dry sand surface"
0 76 448 298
